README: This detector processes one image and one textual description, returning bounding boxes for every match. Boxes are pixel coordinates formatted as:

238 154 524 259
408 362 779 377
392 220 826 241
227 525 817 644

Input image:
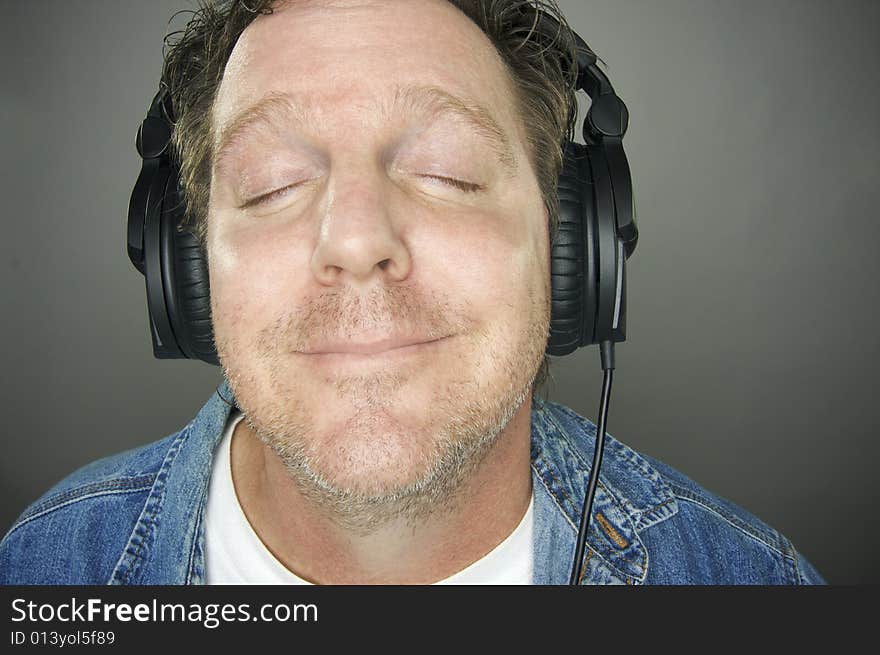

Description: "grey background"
1 0 877 584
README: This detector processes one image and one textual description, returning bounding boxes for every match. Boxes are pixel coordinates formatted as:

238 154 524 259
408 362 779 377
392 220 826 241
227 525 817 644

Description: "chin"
297 403 444 497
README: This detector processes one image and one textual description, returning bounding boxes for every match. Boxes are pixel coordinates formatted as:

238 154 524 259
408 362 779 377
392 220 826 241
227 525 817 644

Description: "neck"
230 393 534 584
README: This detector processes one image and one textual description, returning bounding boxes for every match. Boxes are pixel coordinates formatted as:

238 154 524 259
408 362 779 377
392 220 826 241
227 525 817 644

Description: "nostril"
378 258 391 270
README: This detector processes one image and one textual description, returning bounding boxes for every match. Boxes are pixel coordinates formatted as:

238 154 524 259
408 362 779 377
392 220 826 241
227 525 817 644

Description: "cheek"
414 206 545 334
208 216 311 340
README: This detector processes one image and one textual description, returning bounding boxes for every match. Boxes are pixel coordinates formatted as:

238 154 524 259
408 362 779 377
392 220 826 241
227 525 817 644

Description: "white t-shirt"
204 411 534 584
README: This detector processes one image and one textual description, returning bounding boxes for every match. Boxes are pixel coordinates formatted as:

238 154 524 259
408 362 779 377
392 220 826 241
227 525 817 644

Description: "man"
0 0 824 584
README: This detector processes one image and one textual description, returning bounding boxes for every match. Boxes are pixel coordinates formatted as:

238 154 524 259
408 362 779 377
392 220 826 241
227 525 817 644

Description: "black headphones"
127 14 638 366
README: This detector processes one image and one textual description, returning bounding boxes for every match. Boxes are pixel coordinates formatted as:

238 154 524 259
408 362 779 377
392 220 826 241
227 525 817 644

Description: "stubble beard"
217 281 550 536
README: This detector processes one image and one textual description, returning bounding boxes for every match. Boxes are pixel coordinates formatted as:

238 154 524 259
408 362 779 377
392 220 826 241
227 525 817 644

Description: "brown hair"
161 0 579 393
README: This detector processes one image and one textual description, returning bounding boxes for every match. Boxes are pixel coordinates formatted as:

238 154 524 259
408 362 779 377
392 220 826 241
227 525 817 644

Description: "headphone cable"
569 339 615 585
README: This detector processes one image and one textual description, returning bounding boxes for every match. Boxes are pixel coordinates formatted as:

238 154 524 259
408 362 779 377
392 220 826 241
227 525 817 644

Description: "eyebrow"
212 84 518 174
213 93 307 174
393 84 517 171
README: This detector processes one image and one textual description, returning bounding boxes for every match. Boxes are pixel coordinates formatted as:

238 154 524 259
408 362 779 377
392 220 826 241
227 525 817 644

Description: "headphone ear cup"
160 177 218 365
168 227 218 365
548 141 597 356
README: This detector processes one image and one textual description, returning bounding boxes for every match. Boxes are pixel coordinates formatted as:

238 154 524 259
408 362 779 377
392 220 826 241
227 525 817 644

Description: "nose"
309 167 412 287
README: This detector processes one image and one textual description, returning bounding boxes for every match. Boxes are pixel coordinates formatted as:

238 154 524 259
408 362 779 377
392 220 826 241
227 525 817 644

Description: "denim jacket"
0 380 825 585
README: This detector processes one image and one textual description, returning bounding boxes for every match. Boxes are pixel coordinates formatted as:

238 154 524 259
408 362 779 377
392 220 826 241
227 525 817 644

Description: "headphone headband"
524 10 638 258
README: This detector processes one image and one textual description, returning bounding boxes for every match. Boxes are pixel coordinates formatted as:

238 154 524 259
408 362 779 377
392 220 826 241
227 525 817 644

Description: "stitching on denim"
549 403 671 508
530 459 576 531
578 550 593 585
3 483 156 539
530 456 641 583
537 419 618 513
534 452 620 526
186 488 209 585
633 497 678 532
540 404 649 522
636 544 647 585
667 483 784 556
532 407 650 583
17 476 157 523
117 440 183 583
530 458 622 576
534 419 646 557
636 497 674 518
536 407 654 584
776 532 800 584
110 426 191 585
782 546 798 585
541 405 610 491
792 549 804 585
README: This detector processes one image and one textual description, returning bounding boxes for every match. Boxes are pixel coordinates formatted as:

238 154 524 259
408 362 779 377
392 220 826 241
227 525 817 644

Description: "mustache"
255 284 470 354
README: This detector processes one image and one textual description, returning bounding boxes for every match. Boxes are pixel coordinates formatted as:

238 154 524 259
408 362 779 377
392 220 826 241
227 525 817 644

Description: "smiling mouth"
296 336 451 364
300 335 449 356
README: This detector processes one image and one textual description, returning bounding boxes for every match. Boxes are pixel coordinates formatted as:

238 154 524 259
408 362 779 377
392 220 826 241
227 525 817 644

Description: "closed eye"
239 181 307 209
241 174 482 209
421 175 484 193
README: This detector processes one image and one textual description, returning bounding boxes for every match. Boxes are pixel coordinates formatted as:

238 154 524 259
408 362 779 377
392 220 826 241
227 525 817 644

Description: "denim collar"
110 380 677 585
529 397 678 584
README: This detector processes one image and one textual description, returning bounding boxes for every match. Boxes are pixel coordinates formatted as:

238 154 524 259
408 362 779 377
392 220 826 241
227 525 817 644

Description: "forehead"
213 0 521 139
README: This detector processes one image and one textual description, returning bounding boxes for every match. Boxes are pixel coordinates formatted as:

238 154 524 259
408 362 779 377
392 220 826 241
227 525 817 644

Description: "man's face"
207 0 550 528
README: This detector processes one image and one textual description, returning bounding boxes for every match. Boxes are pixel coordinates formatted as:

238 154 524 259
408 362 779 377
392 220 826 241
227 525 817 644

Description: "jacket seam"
16 475 158 520
530 457 643 584
530 460 576 532
109 426 192 585
792 548 805 585
542 403 673 518
530 458 616 580
667 484 785 557
533 406 652 583
633 497 677 532
777 532 801 584
2 481 156 542
186 486 209 585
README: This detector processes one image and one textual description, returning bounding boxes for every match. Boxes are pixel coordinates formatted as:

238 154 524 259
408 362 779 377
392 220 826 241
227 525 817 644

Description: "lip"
299 335 449 356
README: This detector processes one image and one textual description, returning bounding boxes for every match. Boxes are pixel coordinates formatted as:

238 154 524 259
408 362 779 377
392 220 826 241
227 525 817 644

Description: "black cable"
569 340 615 585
